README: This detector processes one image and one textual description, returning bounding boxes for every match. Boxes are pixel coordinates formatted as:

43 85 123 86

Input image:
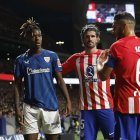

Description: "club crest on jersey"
44 57 50 63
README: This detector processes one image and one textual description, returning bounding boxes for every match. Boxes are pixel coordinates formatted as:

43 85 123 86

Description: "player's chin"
87 44 95 48
35 44 41 48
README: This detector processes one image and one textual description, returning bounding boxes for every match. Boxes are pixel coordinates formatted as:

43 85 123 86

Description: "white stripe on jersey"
102 81 110 108
76 57 84 110
94 83 101 109
128 97 134 113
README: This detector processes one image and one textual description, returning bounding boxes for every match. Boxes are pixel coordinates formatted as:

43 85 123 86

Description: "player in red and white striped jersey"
98 12 140 140
62 24 114 140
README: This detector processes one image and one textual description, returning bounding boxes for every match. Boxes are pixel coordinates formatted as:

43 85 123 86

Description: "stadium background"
0 0 139 139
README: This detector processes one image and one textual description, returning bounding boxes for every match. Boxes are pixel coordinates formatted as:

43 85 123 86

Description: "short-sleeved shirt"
14 49 62 110
106 36 140 113
62 50 113 110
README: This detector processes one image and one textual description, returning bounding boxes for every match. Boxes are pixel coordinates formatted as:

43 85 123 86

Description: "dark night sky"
0 0 73 53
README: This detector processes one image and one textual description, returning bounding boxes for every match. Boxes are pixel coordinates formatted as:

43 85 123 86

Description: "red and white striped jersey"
109 36 140 113
62 50 113 110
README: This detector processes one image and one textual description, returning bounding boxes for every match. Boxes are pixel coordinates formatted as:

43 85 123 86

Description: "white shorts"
22 103 62 135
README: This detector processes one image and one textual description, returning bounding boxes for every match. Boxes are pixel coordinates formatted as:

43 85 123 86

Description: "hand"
15 109 25 128
97 49 110 71
63 101 72 117
98 49 110 64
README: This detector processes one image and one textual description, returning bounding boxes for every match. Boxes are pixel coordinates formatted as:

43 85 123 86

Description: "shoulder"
72 51 85 57
42 49 56 55
111 36 135 49
43 49 59 57
15 51 27 62
67 52 83 61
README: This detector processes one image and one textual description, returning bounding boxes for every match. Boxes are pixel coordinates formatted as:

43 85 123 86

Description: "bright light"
9 82 12 85
56 41 64 45
106 28 113 32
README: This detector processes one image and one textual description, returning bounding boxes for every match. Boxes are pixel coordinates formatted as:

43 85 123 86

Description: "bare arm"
98 66 113 81
97 49 113 81
14 77 24 126
55 72 72 116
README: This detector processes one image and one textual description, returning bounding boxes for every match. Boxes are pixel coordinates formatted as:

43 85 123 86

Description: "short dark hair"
114 12 135 25
20 17 40 38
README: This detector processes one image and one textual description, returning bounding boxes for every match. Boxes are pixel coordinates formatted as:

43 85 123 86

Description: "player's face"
112 20 125 40
29 29 42 49
83 31 99 49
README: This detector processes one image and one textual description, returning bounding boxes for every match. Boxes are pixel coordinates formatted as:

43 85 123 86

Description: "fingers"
19 121 25 126
16 115 25 127
99 50 110 61
62 107 71 117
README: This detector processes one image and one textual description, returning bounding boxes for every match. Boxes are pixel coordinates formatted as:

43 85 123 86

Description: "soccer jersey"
62 50 113 110
106 36 140 113
14 49 62 110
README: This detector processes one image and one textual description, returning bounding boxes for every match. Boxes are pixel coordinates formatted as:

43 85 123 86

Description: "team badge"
44 57 50 63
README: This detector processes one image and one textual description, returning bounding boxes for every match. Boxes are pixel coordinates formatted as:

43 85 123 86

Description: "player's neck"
85 47 98 54
30 48 43 54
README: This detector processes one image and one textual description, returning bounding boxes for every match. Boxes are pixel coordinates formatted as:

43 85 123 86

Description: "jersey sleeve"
105 44 118 68
52 52 62 72
105 54 116 68
62 54 76 75
14 57 24 78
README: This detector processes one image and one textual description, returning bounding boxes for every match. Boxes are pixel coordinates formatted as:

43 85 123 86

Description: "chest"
75 55 98 76
23 55 52 69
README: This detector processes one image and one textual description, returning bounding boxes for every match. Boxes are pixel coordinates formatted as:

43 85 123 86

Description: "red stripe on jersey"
134 97 140 113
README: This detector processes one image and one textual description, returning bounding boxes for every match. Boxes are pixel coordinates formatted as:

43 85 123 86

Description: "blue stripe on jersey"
14 49 62 110
105 54 116 68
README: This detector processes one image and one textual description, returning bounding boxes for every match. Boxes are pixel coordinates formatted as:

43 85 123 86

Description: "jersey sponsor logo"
57 59 62 67
44 57 50 63
86 65 94 77
135 46 140 52
27 67 50 75
84 65 99 82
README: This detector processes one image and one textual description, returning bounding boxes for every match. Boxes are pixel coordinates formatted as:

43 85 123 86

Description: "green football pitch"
39 131 104 140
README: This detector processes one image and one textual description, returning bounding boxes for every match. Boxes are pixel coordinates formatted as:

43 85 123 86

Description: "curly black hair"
20 17 40 37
